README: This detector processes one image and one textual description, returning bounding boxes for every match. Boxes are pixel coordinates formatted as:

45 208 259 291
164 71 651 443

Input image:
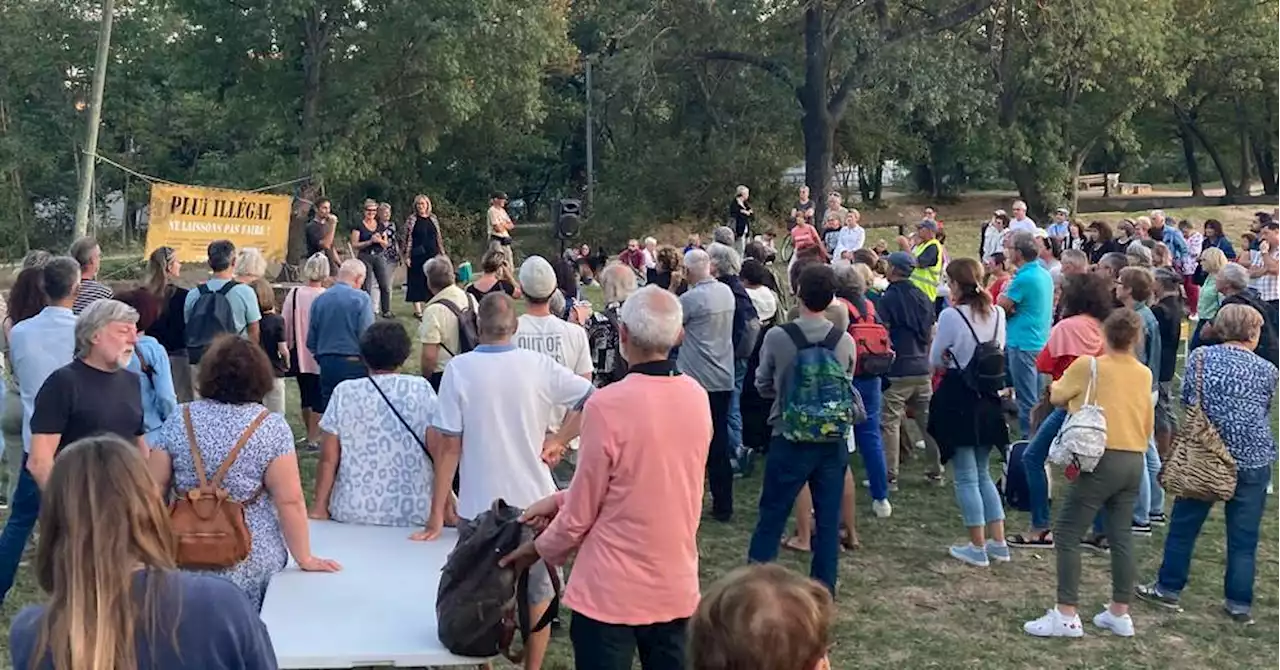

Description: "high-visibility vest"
911 238 943 301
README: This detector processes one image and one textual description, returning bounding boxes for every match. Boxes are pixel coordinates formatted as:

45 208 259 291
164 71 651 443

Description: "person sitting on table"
500 286 711 669
416 292 593 670
9 435 278 670
147 335 339 610
311 320 444 527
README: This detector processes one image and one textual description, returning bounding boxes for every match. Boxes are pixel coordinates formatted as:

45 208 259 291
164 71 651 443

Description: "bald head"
337 259 367 288
477 292 518 343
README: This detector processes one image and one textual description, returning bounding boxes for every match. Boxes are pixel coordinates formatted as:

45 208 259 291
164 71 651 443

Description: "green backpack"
779 323 857 443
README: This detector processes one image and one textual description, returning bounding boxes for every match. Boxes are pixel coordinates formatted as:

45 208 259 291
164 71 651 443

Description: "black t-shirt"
259 313 288 376
305 219 328 257
10 570 278 670
30 359 144 449
149 286 190 354
1152 296 1185 382
729 200 752 237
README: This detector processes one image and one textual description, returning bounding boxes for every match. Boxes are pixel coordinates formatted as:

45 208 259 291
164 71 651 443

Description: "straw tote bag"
1159 356 1237 502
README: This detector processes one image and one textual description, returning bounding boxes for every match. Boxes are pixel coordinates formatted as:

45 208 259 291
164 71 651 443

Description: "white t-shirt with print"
514 314 593 449
433 346 593 520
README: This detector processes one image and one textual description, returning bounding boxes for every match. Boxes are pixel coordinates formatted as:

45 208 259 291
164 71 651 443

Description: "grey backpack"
436 499 560 662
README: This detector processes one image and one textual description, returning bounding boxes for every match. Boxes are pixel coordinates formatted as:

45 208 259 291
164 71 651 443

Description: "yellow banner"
146 184 292 263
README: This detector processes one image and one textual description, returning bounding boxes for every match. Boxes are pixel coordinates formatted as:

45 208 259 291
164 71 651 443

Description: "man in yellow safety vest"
898 220 944 302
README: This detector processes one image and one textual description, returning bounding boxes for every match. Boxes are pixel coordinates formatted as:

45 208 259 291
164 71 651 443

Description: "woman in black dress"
403 194 445 319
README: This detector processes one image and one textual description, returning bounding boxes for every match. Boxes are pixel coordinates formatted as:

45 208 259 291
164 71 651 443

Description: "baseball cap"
1055 207 1070 215
917 219 938 232
886 251 917 275
519 256 558 300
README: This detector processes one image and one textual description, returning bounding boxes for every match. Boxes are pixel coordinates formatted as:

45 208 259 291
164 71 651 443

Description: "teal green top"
1198 275 1221 320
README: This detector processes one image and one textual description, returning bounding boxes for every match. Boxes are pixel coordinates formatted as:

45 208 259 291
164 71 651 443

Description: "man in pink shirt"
501 285 712 669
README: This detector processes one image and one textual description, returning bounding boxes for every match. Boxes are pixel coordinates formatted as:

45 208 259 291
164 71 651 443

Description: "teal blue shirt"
1004 262 1053 350
183 278 262 336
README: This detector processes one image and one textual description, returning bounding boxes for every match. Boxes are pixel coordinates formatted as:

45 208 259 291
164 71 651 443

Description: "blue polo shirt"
307 282 374 358
1004 261 1053 350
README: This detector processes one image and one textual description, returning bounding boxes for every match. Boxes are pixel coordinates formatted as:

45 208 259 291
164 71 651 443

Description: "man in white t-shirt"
514 256 593 379
416 291 591 670
1008 199 1038 233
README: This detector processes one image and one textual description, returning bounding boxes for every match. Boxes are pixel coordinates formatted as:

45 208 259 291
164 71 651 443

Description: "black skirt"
406 253 431 302
927 369 1009 465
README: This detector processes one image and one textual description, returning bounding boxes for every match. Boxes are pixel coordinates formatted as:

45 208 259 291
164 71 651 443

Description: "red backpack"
838 297 895 377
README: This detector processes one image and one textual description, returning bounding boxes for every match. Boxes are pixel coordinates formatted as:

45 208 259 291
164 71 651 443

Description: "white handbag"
1049 356 1108 473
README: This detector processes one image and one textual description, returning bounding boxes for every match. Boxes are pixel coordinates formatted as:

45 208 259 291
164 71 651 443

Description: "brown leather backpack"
169 406 269 569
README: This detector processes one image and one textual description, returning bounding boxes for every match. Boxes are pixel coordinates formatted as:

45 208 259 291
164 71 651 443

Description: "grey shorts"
526 560 560 605
1154 381 1177 433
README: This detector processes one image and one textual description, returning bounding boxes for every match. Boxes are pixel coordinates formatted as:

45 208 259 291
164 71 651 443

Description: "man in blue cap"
877 251 942 490
899 220 944 303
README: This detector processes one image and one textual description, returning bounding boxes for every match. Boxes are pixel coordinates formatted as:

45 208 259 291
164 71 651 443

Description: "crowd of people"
0 187 1274 669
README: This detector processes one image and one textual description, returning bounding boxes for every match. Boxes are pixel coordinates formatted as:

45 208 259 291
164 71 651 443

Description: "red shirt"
988 275 1011 304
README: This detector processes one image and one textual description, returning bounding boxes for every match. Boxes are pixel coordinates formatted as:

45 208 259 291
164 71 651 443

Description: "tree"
688 0 991 221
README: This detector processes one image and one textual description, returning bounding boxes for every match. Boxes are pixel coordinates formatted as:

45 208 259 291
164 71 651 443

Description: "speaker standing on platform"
487 192 515 277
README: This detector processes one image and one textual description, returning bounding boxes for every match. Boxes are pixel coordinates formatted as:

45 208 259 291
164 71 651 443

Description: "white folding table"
260 520 489 668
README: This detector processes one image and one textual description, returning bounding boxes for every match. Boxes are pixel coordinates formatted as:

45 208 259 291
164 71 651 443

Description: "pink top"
535 371 711 625
282 285 326 374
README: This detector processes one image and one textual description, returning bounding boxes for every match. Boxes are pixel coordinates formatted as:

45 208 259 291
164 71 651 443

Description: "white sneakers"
872 499 892 518
1092 609 1135 637
1024 607 1135 638
1024 608 1084 638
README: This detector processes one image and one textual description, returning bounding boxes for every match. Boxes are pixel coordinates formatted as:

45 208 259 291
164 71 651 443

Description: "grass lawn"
0 207 1276 669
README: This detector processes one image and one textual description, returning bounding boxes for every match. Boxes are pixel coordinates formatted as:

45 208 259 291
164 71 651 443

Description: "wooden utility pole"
73 0 115 238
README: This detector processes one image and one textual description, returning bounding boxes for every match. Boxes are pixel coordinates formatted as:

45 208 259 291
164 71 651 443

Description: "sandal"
781 536 811 553
1007 530 1054 548
839 528 861 551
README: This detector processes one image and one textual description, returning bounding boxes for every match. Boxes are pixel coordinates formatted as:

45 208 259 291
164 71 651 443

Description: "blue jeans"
728 359 747 453
951 445 1005 528
316 355 367 413
1005 347 1043 438
0 454 40 604
1135 438 1164 524
852 376 888 501
747 436 848 594
1024 407 1067 531
1156 466 1271 612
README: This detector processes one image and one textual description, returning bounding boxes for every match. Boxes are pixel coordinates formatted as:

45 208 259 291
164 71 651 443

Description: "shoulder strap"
1084 356 1098 405
209 409 271 488
820 325 844 350
780 322 807 350
953 307 983 345
182 406 209 488
197 284 212 296
369 377 431 461
288 289 299 348
216 280 239 296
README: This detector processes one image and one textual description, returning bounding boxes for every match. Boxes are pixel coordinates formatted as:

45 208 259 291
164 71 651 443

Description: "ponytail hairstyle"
945 257 993 319
145 246 176 299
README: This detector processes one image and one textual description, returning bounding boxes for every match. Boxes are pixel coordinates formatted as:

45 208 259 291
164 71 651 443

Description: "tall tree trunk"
803 111 834 223
1236 100 1252 196
1007 158 1048 219
870 157 884 204
1176 119 1205 197
858 165 873 203
801 2 832 224
1252 137 1278 196
288 10 328 266
1185 121 1239 197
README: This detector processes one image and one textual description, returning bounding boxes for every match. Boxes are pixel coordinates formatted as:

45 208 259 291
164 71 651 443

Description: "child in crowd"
253 279 289 416
688 564 834 670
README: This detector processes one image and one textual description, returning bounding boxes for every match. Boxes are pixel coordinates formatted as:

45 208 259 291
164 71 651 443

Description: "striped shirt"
1249 246 1279 301
72 279 114 315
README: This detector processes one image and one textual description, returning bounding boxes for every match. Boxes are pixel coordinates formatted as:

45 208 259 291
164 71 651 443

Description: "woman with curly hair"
146 335 340 609
652 245 688 295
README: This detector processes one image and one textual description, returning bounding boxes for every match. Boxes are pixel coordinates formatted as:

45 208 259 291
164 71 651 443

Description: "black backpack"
951 307 1005 397
437 296 480 356
185 281 240 364
437 499 560 662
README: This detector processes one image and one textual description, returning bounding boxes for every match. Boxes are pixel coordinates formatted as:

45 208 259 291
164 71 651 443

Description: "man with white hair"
1147 210 1190 269
586 263 639 387
642 236 659 273
29 299 145 487
679 248 737 522
0 257 82 605
307 259 375 412
1008 200 1037 233
498 286 710 668
419 292 592 670
708 243 760 471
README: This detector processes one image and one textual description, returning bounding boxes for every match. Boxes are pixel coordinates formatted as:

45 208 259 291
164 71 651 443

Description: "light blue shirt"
124 334 179 443
9 306 76 452
182 277 262 336
1046 222 1070 239
1004 262 1053 351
